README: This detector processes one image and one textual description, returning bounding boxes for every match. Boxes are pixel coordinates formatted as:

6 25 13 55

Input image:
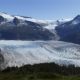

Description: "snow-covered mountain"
0 12 69 25
0 40 80 70
55 15 80 44
0 12 72 41
0 12 70 30
0 12 55 40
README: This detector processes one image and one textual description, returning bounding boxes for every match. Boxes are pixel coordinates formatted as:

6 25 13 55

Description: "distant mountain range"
0 12 80 44
0 12 69 41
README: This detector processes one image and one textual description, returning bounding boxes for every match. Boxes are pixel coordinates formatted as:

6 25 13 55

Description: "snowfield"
0 40 80 69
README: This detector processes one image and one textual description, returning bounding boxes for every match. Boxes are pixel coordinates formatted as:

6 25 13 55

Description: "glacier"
0 40 80 69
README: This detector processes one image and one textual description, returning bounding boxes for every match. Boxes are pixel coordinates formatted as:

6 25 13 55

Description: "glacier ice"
0 40 80 69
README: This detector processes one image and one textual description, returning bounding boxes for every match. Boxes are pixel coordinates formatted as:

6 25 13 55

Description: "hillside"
1 62 80 80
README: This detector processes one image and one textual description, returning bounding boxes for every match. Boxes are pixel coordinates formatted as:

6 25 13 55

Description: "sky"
0 0 80 20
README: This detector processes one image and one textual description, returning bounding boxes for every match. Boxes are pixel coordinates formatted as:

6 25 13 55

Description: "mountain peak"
70 15 80 25
0 12 14 21
73 15 80 20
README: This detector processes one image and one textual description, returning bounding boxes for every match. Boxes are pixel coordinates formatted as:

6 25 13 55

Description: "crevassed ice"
0 40 80 69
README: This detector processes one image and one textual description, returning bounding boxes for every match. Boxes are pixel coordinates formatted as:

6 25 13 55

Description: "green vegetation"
0 63 80 80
